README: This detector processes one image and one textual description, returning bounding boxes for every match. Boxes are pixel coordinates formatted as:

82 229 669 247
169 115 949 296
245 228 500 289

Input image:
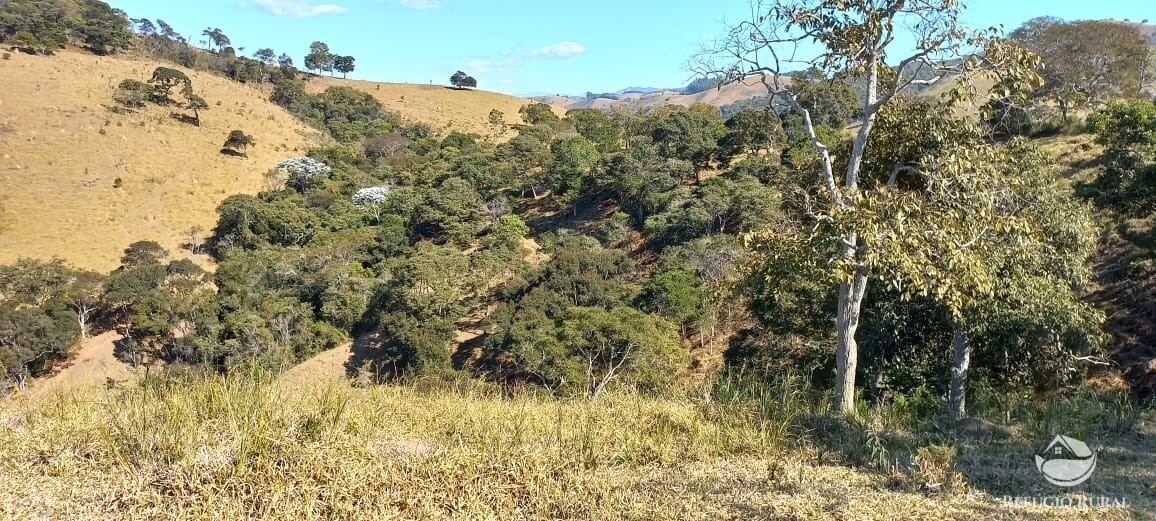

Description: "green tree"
487 214 529 251
638 270 709 338
566 108 622 153
647 104 725 175
1083 100 1156 214
148 66 190 104
449 70 477 89
0 299 78 390
222 130 255 157
511 306 685 397
0 0 69 54
253 47 276 65
113 79 150 110
181 82 208 126
496 134 551 198
701 0 1042 414
549 135 599 196
519 103 558 124
304 41 334 75
333 55 355 78
71 0 133 55
277 53 297 79
374 242 471 375
488 109 505 132
718 108 787 162
1010 18 1148 122
201 27 230 52
790 67 862 127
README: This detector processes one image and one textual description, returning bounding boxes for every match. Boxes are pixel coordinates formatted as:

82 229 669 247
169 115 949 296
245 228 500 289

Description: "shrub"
221 130 255 157
113 79 150 110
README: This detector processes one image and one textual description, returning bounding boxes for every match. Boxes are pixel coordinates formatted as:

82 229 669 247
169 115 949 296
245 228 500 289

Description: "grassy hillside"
0 50 321 272
1 372 1150 520
305 77 562 139
541 79 773 113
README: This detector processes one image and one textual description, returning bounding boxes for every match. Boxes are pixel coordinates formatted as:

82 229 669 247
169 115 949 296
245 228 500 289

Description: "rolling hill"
0 50 322 272
305 76 563 138
535 78 773 113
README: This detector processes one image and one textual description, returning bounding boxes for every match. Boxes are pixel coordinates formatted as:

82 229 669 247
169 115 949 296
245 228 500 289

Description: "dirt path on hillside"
26 331 134 399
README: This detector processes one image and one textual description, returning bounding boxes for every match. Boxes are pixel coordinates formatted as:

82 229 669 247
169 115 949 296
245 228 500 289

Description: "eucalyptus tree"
697 0 1042 414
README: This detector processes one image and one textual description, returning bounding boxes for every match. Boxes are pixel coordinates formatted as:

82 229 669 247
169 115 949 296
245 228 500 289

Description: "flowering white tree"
352 184 394 223
275 157 332 192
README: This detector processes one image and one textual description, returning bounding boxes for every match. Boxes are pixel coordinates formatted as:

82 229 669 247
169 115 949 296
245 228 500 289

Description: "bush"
486 214 529 250
221 130 255 157
508 306 687 397
112 79 150 110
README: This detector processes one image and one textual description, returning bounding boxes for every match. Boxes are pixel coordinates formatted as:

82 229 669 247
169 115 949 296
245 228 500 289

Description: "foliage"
637 269 710 336
221 130 255 156
0 0 69 54
518 103 558 124
449 70 477 89
789 67 862 127
718 108 786 162
1010 18 1149 121
148 66 191 104
71 0 132 55
112 79 150 110
647 104 725 172
304 41 333 75
0 0 128 55
700 0 1046 415
271 83 400 142
1083 99 1156 214
566 109 622 153
486 214 529 251
683 75 724 95
332 55 355 78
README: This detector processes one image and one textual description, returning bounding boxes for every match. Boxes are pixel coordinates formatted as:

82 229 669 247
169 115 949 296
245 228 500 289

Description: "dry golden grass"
24 331 132 400
0 50 322 272
0 371 1150 520
306 76 563 140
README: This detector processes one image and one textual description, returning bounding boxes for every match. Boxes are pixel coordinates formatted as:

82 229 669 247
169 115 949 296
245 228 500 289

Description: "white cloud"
528 41 587 59
253 0 347 17
467 60 494 73
400 0 441 9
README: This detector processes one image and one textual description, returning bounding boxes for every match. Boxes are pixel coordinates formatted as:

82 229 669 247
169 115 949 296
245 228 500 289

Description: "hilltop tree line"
0 0 131 55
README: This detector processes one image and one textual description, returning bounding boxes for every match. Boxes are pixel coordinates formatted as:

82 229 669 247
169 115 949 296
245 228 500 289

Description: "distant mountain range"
531 79 775 115
537 20 1156 115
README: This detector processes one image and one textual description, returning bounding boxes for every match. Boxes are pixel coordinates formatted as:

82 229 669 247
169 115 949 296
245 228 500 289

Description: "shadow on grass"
342 331 391 382
783 409 1154 517
953 422 1156 512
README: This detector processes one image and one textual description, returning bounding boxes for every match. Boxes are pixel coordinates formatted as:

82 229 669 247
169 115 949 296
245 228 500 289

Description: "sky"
105 0 1155 96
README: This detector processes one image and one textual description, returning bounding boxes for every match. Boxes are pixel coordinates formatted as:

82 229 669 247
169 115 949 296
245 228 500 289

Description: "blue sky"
105 0 1153 96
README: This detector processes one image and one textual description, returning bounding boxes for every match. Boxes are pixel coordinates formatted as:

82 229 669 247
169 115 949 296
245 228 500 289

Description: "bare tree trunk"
949 320 970 421
834 264 868 415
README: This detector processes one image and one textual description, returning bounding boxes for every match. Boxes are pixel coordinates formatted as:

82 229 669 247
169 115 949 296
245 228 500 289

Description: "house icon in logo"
1035 434 1097 487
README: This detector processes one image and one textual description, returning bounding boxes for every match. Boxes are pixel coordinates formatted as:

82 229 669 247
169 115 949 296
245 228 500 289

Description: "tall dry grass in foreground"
0 372 1149 520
